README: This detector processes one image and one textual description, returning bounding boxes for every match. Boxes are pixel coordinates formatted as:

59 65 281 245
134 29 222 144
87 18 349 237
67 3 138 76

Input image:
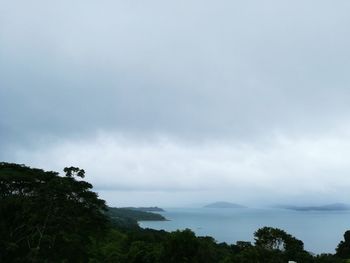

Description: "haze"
1 0 350 207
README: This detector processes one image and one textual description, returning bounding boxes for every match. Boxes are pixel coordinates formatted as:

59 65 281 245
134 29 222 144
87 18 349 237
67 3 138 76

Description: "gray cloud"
1 0 350 205
12 130 350 206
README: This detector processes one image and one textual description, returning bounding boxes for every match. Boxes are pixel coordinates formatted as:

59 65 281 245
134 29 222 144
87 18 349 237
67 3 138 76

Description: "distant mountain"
204 201 246 209
122 206 165 212
280 203 350 211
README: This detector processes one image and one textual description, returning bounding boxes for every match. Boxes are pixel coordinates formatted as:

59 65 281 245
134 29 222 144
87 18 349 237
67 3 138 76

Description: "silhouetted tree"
63 166 85 178
254 227 312 262
336 230 350 258
0 163 107 262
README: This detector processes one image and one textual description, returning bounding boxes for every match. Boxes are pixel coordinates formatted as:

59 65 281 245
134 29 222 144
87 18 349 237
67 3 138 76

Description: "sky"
1 0 350 207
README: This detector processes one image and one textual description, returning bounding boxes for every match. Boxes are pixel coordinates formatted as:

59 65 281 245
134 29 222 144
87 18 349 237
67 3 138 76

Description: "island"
280 203 350 211
122 206 165 212
204 201 246 209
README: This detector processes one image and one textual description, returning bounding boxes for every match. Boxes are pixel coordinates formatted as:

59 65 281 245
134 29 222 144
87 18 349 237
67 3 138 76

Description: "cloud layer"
13 129 350 206
1 0 350 205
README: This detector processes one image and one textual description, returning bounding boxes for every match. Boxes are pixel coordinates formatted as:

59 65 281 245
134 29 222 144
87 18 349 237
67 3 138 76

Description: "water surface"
140 207 350 254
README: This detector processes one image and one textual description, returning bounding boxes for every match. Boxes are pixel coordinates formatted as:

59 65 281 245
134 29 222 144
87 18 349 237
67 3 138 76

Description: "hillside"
106 207 166 228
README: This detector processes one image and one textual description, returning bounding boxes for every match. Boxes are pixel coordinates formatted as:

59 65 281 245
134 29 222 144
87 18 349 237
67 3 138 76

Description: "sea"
139 207 350 254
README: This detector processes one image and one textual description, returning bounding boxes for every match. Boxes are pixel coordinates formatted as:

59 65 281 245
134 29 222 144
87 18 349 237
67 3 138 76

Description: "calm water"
139 208 350 254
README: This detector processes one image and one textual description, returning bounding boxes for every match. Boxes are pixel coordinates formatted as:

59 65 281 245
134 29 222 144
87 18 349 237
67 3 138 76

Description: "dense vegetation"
1 162 350 262
107 207 166 229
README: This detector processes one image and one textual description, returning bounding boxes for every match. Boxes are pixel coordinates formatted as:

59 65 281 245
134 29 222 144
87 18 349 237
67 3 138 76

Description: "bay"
139 207 350 254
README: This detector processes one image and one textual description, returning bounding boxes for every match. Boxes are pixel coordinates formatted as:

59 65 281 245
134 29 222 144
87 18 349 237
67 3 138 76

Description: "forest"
1 162 350 263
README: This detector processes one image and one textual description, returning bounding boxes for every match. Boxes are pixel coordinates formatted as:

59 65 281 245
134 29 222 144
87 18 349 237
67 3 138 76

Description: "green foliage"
106 207 166 229
63 166 85 178
254 227 303 252
0 162 108 262
88 228 127 263
127 241 162 263
161 229 200 262
254 227 315 263
314 254 344 263
336 230 350 259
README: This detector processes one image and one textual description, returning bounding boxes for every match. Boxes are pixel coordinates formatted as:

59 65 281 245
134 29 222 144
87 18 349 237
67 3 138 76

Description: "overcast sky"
1 0 350 207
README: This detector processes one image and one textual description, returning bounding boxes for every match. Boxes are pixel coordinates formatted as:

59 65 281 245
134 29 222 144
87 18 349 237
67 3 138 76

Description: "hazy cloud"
1 0 350 205
13 128 350 206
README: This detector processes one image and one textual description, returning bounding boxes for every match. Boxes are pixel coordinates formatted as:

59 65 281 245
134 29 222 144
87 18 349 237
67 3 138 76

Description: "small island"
204 201 246 209
280 203 350 212
122 206 165 212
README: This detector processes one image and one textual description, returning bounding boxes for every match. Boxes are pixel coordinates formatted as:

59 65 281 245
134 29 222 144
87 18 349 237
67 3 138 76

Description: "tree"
314 253 343 263
254 227 303 252
161 229 200 262
255 227 287 250
254 227 311 262
63 166 85 178
336 230 350 258
0 162 108 262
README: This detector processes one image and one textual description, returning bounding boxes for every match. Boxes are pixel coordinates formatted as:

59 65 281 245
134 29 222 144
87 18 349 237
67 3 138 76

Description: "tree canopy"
0 162 108 262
